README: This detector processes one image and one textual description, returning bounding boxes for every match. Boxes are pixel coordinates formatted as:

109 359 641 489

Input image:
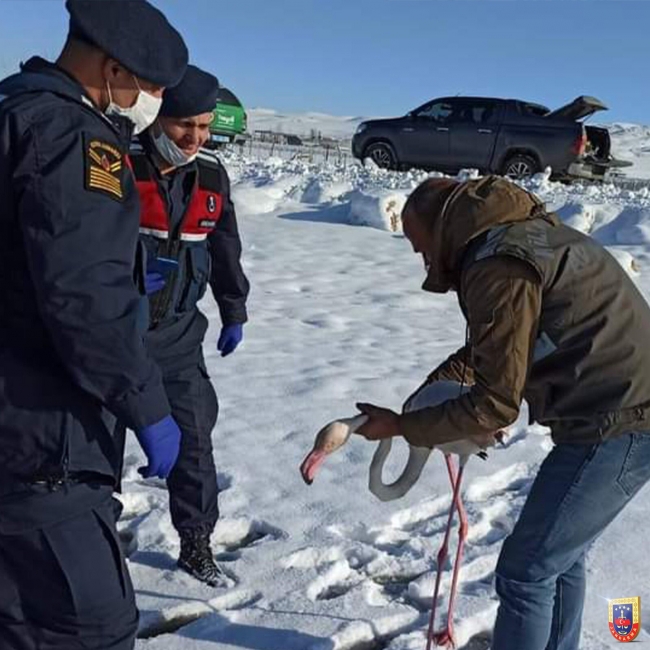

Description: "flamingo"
300 380 504 649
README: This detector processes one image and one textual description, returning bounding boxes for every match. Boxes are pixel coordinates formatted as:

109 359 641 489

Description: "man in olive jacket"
357 175 650 650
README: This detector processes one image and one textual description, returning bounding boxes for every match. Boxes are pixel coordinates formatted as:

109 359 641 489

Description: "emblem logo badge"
608 597 641 642
85 138 124 201
207 195 217 213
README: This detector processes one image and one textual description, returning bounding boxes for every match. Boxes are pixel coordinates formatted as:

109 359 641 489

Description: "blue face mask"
152 126 198 167
105 76 162 135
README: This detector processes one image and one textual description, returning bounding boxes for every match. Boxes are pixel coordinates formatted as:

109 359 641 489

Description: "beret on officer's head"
66 0 188 88
159 65 220 118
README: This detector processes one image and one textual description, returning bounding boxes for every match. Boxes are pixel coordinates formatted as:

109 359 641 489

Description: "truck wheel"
502 154 540 179
364 142 397 170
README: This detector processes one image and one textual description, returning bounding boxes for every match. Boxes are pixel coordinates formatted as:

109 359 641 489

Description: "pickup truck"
351 96 631 180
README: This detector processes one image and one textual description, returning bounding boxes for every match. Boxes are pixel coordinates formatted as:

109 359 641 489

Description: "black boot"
177 528 232 588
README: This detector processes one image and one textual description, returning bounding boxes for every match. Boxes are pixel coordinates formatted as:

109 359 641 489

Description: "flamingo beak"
300 449 327 485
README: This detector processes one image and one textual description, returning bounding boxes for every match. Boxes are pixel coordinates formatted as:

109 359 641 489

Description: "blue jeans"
492 432 650 650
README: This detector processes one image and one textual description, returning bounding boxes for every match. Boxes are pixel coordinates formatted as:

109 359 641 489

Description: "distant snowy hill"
247 107 368 141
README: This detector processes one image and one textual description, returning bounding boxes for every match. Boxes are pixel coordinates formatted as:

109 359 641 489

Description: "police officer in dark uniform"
128 65 249 586
0 1 187 647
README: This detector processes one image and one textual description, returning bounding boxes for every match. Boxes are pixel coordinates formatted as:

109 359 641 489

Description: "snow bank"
555 202 624 236
228 147 650 250
348 189 408 232
591 206 650 246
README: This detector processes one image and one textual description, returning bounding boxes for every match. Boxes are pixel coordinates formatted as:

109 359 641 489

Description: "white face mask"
152 127 198 167
105 76 162 135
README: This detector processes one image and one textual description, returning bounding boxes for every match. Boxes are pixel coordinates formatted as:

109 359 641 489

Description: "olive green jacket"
400 176 650 446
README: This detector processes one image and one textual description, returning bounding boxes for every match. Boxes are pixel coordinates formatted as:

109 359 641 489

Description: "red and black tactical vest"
130 152 225 242
129 149 226 325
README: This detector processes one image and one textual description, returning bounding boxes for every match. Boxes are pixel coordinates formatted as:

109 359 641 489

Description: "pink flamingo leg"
433 462 467 648
426 455 467 650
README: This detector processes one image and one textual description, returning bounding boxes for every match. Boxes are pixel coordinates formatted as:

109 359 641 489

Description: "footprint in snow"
136 588 262 639
213 518 287 561
464 462 533 503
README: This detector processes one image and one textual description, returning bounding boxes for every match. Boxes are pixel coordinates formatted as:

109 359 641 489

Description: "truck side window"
518 102 550 118
414 101 454 123
453 101 498 125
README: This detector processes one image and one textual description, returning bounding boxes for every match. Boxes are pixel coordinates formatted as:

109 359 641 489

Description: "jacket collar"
0 56 134 144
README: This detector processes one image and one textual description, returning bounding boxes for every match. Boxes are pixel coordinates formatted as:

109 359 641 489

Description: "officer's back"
0 0 186 504
0 2 190 648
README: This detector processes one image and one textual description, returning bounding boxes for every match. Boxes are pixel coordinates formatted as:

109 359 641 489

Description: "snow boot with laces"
177 528 233 588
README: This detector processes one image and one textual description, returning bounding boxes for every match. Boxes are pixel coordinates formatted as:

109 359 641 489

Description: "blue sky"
0 0 648 124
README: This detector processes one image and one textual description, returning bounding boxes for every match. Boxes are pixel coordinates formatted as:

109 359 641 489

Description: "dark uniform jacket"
400 176 650 446
130 138 249 331
0 58 170 493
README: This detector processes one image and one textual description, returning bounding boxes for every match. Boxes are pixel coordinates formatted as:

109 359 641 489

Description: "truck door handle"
402 127 415 132
436 127 449 132
478 129 493 134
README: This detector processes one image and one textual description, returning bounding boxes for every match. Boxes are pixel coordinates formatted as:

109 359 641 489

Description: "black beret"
66 0 188 87
159 64 220 118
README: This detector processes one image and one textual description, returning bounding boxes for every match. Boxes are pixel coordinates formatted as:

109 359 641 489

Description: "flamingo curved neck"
341 414 369 431
369 439 432 502
367 380 471 502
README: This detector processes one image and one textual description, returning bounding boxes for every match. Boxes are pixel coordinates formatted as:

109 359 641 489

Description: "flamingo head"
300 420 355 485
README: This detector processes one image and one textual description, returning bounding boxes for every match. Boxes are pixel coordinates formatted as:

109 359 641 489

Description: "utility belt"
0 476 115 535
29 470 114 492
0 470 114 500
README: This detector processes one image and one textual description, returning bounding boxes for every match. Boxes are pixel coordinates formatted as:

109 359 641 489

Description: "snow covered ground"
123 148 650 649
608 123 650 180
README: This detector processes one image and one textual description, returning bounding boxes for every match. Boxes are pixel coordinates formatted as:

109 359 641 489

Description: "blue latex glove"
144 271 166 295
135 415 182 478
217 323 243 357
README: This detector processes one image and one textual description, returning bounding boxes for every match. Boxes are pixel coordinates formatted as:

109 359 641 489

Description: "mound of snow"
232 173 309 216
555 202 624 236
301 179 353 204
591 206 650 245
232 181 290 216
348 189 408 232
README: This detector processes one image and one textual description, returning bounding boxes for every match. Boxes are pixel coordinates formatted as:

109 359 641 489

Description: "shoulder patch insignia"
609 596 641 642
85 138 124 201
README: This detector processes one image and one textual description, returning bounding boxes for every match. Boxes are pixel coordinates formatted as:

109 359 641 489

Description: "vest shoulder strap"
463 221 546 279
129 149 154 182
196 149 225 192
